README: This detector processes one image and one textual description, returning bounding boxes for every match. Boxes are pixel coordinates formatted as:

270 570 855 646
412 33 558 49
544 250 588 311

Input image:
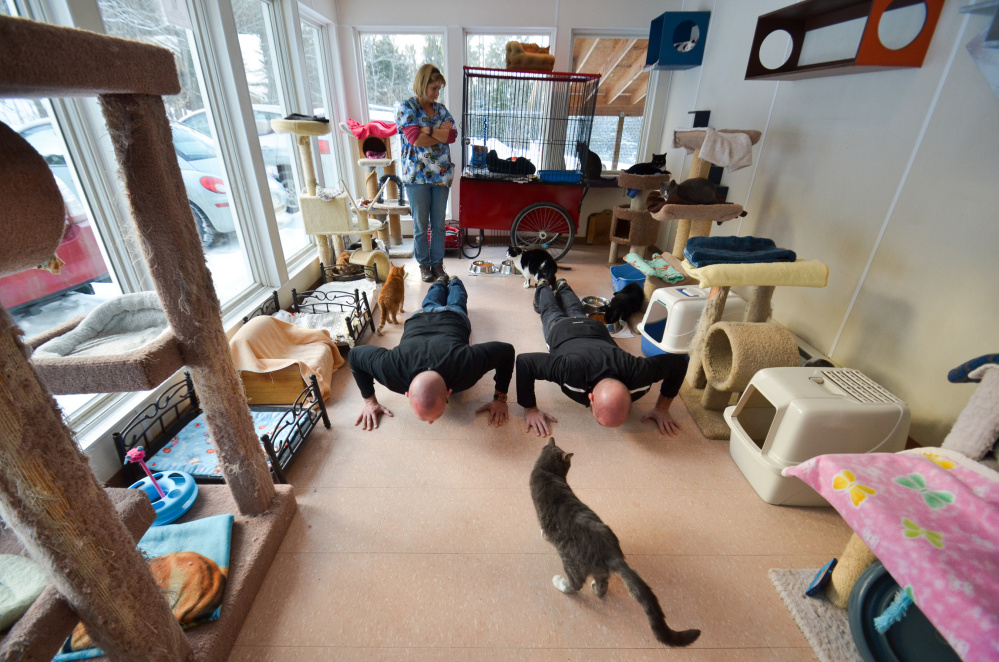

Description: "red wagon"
456 67 599 261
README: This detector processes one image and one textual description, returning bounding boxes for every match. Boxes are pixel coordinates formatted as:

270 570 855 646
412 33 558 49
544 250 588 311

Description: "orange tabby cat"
336 250 351 265
70 551 228 650
520 42 550 54
376 263 406 334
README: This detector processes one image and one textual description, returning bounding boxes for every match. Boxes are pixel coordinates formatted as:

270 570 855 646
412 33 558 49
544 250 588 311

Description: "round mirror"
878 0 927 51
672 21 700 53
759 29 793 70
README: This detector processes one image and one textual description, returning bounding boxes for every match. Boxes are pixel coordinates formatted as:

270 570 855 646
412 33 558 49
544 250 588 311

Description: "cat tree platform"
0 489 156 661
609 173 673 264
677 258 829 440
27 319 184 394
673 129 762 153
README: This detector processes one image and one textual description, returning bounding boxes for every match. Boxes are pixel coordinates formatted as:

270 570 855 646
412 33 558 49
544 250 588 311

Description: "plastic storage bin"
537 170 583 184
637 286 747 355
725 367 910 506
610 263 645 291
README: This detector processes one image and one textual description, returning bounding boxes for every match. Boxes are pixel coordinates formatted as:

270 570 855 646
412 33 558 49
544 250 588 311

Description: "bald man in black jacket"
349 276 515 430
516 279 687 437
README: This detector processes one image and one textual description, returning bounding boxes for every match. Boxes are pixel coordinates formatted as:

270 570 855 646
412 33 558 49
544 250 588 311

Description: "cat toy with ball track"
125 447 199 526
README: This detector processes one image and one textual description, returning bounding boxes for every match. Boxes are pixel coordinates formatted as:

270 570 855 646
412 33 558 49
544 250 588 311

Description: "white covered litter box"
637 286 747 355
725 367 910 506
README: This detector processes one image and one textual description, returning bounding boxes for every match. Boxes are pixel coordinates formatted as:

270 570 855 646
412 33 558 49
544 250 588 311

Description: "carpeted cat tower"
608 171 672 266
0 15 295 661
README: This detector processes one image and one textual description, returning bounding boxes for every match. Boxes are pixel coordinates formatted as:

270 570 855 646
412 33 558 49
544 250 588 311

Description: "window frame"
568 27 659 175
462 28 556 70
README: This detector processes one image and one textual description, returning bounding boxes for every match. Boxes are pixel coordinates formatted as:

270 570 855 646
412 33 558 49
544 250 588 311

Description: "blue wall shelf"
646 11 711 70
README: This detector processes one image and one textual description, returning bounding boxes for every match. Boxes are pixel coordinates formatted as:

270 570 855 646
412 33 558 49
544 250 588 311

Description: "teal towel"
624 252 685 283
54 514 234 661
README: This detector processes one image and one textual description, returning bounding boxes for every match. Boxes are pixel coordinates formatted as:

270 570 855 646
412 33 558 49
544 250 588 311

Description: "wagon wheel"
461 229 483 259
510 202 575 262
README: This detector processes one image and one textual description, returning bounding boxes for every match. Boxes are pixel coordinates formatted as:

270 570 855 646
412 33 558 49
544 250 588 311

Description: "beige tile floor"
229 244 851 661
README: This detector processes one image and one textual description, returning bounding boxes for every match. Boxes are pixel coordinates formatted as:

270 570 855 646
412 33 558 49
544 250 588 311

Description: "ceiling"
572 37 650 117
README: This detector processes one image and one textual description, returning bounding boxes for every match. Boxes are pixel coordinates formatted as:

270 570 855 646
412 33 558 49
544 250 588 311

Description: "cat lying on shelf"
486 150 536 176
623 152 670 176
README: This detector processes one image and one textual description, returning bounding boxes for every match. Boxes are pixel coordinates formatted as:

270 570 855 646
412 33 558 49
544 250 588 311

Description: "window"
96 0 256 303
466 33 551 69
359 32 446 189
301 20 338 190
571 35 650 172
231 0 310 260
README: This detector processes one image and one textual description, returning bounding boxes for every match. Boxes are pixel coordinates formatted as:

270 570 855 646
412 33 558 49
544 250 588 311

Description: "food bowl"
500 260 516 275
581 296 610 316
604 318 625 333
470 260 495 274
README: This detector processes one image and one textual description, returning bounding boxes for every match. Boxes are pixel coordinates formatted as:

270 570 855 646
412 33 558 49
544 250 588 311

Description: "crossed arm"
402 121 456 148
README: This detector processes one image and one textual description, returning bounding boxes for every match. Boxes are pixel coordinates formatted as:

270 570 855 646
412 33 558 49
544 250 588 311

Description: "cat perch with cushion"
0 15 296 661
338 119 408 247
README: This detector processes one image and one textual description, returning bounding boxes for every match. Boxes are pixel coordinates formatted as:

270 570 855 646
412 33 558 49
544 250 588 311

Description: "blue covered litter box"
610 263 645 292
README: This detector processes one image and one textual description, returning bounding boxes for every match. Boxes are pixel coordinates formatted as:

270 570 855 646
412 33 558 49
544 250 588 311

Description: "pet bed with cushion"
113 372 329 485
230 316 343 405
33 291 167 359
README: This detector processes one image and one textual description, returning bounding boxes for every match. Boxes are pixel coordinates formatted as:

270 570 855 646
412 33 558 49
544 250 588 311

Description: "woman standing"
396 64 457 283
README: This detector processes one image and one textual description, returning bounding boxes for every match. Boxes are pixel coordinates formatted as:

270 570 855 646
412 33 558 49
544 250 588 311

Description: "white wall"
658 1 999 445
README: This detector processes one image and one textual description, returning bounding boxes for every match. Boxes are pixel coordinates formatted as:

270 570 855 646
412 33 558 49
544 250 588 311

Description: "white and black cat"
623 152 669 176
604 283 645 325
530 439 701 647
507 246 558 289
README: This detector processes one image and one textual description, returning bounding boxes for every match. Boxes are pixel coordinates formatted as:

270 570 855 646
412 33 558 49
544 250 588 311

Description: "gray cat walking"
530 438 701 647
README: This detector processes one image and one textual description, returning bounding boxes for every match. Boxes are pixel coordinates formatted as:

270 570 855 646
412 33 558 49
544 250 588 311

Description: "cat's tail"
609 558 700 647
376 302 386 335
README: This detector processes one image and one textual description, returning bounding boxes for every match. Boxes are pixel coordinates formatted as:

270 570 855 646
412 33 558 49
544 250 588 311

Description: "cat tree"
607 171 672 265
272 117 388 281
0 15 295 661
644 129 761 293
339 120 409 250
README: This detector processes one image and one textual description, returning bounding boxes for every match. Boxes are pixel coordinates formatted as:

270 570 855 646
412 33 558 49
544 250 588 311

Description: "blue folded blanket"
683 235 796 268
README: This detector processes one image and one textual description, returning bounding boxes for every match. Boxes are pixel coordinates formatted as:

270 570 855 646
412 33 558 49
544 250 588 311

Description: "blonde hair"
412 63 446 98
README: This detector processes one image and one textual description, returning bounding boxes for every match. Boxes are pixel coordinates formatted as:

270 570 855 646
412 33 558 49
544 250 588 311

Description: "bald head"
590 378 632 428
407 371 450 423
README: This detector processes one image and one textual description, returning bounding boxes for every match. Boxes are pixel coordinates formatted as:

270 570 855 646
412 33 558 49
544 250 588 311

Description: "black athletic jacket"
515 317 686 409
349 310 515 399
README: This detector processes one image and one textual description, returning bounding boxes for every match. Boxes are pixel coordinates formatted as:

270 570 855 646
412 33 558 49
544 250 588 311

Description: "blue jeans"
417 277 469 326
406 183 449 267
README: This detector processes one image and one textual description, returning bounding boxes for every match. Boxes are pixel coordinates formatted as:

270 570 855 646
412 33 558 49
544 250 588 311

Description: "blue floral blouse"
395 97 455 187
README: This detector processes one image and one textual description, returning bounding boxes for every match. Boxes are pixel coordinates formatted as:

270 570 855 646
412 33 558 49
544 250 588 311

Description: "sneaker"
431 263 449 283
553 278 569 294
536 278 550 290
420 264 434 283
435 275 449 284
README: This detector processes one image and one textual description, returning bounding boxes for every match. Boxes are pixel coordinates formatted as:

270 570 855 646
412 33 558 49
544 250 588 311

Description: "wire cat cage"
458 67 600 261
461 67 600 181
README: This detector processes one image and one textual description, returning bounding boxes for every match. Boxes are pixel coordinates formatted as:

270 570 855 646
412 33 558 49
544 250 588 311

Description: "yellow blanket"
680 258 829 288
229 316 343 400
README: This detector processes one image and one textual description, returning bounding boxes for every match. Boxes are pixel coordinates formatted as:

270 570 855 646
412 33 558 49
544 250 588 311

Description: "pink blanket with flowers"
785 448 999 661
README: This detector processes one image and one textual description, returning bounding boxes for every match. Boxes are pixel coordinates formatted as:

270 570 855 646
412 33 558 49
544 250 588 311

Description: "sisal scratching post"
101 94 274 515
826 533 877 608
0 309 189 662
671 148 713 259
686 286 729 389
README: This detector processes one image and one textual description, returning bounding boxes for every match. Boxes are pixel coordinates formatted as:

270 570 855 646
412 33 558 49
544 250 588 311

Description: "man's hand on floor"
641 407 681 436
356 398 393 431
524 407 558 437
475 400 509 427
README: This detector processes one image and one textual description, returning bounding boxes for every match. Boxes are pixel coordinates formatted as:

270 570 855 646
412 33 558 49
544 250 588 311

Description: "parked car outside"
0 176 109 312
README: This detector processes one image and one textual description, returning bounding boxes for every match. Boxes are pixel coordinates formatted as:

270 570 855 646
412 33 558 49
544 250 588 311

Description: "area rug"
769 568 864 662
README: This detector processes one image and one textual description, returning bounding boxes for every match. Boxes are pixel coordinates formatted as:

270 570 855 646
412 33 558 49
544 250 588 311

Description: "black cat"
507 246 557 288
664 177 718 204
530 439 701 647
486 150 536 175
575 142 603 180
604 283 645 325
623 152 669 176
